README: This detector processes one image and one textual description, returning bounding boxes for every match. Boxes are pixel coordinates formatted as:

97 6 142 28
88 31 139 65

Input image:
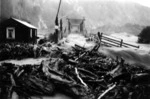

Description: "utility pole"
60 19 63 39
54 0 62 43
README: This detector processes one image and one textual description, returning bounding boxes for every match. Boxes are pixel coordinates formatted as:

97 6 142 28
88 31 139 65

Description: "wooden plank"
102 37 121 45
102 36 121 43
102 34 121 41
123 42 139 48
101 40 120 47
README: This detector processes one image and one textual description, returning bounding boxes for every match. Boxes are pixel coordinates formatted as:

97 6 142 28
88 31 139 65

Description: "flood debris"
0 42 51 61
0 42 150 99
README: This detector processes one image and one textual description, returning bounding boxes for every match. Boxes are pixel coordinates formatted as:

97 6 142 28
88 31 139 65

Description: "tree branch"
97 84 116 99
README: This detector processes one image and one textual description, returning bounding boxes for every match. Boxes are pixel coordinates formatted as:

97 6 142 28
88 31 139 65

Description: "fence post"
120 39 123 47
98 32 103 43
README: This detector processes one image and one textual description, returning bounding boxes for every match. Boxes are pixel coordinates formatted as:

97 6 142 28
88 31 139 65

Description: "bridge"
66 18 86 35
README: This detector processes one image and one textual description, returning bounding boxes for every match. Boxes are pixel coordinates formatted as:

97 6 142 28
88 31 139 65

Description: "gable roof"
11 18 37 29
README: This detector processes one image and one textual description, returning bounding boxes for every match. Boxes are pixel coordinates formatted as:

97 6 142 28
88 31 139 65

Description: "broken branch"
97 84 116 99
75 67 88 87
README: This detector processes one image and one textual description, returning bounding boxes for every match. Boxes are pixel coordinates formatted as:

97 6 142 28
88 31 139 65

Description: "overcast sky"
118 0 150 7
65 0 150 7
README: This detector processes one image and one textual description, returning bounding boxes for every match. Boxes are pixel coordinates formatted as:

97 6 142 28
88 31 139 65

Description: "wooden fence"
97 32 140 48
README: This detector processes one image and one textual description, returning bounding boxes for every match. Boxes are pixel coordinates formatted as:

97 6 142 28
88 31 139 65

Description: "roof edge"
10 17 37 29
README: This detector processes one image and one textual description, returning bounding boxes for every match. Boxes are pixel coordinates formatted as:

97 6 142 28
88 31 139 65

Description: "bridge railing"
97 32 140 48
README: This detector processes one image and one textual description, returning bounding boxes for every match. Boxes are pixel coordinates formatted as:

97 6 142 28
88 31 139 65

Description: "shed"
0 18 38 43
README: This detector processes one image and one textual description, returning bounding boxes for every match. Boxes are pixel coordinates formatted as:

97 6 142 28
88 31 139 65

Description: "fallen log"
75 67 88 87
75 44 86 51
97 84 116 99
78 68 98 78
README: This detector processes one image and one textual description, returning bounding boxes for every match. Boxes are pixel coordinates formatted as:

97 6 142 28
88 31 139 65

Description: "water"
64 33 150 69
12 92 72 99
11 33 150 99
31 94 72 99
60 33 95 48
99 47 150 69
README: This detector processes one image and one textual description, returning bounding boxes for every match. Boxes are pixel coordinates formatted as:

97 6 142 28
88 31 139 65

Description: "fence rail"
97 32 139 48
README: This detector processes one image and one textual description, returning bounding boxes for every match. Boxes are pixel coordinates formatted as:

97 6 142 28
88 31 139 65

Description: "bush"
138 26 150 43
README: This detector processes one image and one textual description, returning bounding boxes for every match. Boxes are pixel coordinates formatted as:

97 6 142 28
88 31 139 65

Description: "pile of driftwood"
0 43 49 61
0 43 150 99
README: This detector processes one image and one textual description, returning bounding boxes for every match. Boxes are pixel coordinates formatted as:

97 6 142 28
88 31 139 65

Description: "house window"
30 29 32 38
35 30 37 37
35 30 37 35
6 27 15 39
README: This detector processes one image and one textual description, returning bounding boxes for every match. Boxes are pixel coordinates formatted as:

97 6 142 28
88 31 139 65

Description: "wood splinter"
75 67 88 87
97 84 116 99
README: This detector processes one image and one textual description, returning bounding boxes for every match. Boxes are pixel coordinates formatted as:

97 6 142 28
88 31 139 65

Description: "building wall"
0 19 37 43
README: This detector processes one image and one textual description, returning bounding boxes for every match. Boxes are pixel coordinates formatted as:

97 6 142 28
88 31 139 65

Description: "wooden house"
0 18 38 43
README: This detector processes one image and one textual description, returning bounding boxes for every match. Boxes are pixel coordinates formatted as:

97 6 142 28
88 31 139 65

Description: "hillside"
70 0 150 34
1 0 150 35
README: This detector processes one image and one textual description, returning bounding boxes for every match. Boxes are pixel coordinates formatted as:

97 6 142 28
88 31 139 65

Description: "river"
11 33 150 99
12 92 72 99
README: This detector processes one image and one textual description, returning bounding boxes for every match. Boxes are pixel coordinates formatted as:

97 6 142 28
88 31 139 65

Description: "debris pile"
0 43 150 99
0 43 49 60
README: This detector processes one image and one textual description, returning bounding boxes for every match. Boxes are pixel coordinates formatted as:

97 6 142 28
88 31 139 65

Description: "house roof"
11 18 37 29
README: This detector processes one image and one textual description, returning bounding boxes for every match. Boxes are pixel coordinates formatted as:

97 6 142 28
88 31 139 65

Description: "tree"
138 26 150 43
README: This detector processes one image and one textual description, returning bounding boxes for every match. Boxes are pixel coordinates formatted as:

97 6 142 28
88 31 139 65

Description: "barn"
0 18 38 43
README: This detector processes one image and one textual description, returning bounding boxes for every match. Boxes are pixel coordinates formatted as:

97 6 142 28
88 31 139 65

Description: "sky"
118 0 150 7
65 0 150 7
